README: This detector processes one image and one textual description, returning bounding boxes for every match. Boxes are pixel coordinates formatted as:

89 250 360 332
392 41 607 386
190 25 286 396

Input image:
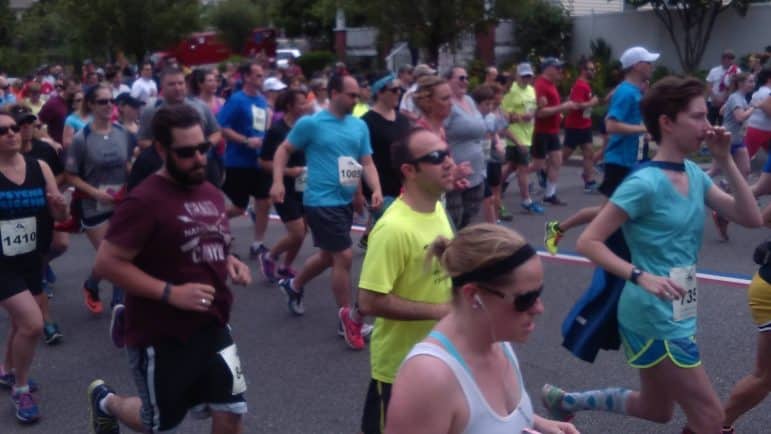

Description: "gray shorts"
305 204 354 253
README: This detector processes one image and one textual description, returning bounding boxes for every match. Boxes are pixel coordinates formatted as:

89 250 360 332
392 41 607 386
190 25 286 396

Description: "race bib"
251 105 267 133
1 216 37 256
671 265 697 321
482 138 492 161
218 344 247 395
338 156 362 187
294 167 307 192
96 184 123 213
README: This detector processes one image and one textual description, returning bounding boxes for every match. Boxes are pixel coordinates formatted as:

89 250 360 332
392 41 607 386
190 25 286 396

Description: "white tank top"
404 331 535 434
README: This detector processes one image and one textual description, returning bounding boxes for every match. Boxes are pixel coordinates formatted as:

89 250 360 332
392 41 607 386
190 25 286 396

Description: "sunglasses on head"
410 149 450 165
481 285 543 312
0 124 20 136
170 142 211 158
95 98 114 105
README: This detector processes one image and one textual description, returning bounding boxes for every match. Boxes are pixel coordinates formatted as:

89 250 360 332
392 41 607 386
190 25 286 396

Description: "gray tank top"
404 331 535 434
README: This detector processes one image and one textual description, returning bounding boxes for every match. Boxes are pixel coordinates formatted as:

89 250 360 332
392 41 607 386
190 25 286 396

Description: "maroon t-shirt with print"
105 174 232 348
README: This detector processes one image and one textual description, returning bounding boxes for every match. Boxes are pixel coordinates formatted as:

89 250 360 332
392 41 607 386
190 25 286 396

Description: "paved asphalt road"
0 165 769 434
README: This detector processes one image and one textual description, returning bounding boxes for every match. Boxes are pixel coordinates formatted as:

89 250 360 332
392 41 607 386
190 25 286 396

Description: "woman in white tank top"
385 224 580 434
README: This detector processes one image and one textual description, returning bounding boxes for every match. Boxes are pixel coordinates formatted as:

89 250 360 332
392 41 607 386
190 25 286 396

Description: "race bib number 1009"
338 156 362 187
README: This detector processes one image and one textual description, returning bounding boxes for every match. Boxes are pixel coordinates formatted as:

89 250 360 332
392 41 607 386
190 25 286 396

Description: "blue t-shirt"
217 90 269 168
612 160 713 339
287 110 372 207
604 81 642 168
64 113 90 133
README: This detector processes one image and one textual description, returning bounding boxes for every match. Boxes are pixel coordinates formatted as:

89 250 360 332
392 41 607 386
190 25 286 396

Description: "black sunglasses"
410 149 450 165
170 142 211 158
0 124 20 136
457 76 468 82
481 285 543 312
95 98 114 105
385 87 402 94
345 92 359 99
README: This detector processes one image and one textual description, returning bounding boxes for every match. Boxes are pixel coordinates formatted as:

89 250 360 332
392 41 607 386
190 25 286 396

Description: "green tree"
207 0 268 54
61 0 202 62
508 0 572 61
625 0 750 73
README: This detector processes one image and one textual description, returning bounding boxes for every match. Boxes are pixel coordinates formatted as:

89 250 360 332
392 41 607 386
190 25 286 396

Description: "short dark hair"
152 104 203 149
641 76 706 142
391 127 427 180
471 84 495 105
758 67 771 87
237 61 259 78
160 66 184 82
577 56 591 71
327 73 345 95
275 89 307 112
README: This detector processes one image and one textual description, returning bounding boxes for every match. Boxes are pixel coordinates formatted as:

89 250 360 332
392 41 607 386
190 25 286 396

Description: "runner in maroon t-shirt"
86 105 252 434
532 58 577 206
563 57 600 193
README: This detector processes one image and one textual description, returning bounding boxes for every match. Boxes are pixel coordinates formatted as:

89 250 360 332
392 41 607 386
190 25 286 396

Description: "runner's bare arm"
605 118 647 135
357 288 450 321
360 155 382 209
39 160 68 221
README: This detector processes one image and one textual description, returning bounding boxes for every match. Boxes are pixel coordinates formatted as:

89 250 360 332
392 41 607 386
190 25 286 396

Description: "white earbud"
473 293 485 310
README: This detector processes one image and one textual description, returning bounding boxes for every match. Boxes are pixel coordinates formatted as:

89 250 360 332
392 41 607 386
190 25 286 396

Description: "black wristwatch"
629 267 643 284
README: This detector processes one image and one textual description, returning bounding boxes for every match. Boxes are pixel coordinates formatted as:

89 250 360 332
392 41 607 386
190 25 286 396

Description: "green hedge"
296 51 336 77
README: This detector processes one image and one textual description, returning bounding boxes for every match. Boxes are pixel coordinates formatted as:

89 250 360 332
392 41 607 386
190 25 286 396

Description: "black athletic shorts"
486 162 502 187
505 146 529 166
0 257 44 300
531 133 561 159
305 204 353 252
128 325 247 433
275 192 304 223
598 163 632 197
360 379 393 434
222 167 271 209
564 128 593 150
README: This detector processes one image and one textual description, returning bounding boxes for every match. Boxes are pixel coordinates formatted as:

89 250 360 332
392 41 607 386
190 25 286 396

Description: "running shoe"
498 206 513 221
45 265 56 284
83 284 103 315
358 233 369 251
520 201 545 215
0 373 39 392
258 251 277 282
110 304 125 349
88 379 119 434
338 320 374 342
42 280 54 299
338 307 365 350
584 180 598 193
541 384 574 422
712 210 729 241
543 195 567 206
11 389 39 424
537 169 547 188
43 322 63 345
249 243 268 260
278 279 305 315
277 267 297 280
544 221 563 255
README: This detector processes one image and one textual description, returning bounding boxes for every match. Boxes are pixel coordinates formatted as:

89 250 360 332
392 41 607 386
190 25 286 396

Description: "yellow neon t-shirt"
501 83 536 147
358 197 454 383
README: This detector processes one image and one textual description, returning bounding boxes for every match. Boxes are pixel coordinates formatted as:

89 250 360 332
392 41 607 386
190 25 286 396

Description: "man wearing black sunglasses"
89 104 252 434
270 74 383 350
356 128 456 434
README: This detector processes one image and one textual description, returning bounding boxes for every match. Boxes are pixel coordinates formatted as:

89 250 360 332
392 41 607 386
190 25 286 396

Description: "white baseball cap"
263 77 287 92
516 63 534 77
620 47 660 69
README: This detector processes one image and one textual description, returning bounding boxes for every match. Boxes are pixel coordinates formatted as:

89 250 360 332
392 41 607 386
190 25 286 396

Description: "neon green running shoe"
544 220 563 255
541 384 574 422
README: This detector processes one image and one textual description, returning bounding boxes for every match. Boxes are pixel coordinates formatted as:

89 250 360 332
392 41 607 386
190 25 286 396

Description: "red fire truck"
153 28 277 67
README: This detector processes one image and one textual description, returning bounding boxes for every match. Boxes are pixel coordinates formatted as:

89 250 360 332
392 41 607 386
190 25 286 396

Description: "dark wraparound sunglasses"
171 142 212 158
481 285 543 312
410 149 450 165
0 125 21 136
95 98 114 105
